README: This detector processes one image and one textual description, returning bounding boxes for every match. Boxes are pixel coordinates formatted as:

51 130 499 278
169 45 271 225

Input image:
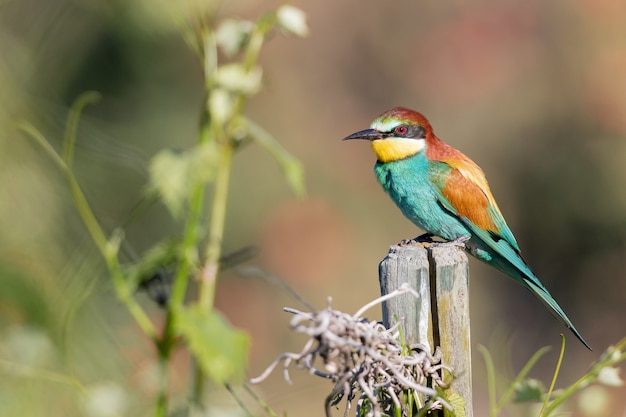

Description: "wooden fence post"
379 243 473 417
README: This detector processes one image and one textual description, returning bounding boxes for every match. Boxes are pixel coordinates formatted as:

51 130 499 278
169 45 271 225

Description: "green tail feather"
522 278 592 350
465 226 591 350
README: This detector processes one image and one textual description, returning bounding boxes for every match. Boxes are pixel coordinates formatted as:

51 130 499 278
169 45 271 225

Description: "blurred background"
0 0 625 416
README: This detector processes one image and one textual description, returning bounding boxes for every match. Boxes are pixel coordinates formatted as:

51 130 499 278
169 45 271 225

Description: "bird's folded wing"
429 160 532 275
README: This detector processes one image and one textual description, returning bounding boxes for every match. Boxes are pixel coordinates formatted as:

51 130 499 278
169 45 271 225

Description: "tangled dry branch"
251 284 454 417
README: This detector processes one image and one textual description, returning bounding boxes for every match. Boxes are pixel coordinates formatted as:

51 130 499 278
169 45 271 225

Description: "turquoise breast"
374 153 469 241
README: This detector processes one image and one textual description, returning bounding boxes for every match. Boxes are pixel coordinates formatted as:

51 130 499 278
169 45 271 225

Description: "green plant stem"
543 370 591 415
0 358 84 390
160 7 296 415
191 142 234 408
193 18 267 311
242 384 279 417
164 104 212 309
156 113 212 415
155 170 206 417
19 123 157 343
543 338 626 416
395 397 403 417
107 253 158 339
187 17 244 408
495 345 551 412
225 13 273 122
166 185 205 313
63 91 101 168
154 353 169 417
203 29 218 90
199 143 233 309
478 345 497 417
540 336 565 416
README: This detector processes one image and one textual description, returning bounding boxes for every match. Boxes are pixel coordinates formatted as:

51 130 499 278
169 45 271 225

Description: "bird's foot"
429 235 471 249
398 233 436 247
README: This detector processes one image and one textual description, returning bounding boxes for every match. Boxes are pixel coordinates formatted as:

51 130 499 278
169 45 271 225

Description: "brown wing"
440 167 498 232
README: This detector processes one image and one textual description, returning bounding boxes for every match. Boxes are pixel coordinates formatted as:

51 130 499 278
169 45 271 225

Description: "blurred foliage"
3 1 308 416
479 337 626 417
0 0 625 416
176 306 249 385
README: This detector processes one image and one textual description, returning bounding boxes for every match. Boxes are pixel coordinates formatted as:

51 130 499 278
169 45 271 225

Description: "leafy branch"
19 3 309 416
17 103 158 344
479 337 626 417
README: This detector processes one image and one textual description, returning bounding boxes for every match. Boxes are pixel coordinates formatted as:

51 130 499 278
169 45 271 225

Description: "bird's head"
343 107 433 163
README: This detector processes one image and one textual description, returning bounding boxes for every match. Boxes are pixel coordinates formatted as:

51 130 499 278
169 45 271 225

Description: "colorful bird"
344 107 590 350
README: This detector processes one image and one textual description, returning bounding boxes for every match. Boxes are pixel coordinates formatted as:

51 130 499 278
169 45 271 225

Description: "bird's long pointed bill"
343 128 384 141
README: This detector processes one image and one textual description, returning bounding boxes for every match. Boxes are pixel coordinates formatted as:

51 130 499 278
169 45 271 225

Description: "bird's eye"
394 125 408 136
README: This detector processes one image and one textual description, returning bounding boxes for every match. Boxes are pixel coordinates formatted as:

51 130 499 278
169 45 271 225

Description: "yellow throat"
370 138 425 163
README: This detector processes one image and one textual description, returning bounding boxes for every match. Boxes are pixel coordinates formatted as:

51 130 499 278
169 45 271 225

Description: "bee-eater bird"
344 107 590 350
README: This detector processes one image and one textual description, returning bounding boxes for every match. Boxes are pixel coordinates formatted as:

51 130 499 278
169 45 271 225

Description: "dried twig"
251 285 454 416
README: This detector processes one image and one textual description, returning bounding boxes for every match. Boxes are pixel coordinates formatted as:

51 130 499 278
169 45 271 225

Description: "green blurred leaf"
513 378 545 403
176 306 249 384
148 142 220 218
243 117 306 197
492 345 551 414
0 264 54 330
444 392 465 417
125 239 180 290
105 228 124 259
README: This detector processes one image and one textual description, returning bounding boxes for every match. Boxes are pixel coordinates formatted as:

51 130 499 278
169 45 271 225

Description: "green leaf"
176 306 249 384
444 392 466 417
105 228 125 259
512 378 545 403
148 143 220 218
125 239 180 290
495 345 551 412
242 117 306 197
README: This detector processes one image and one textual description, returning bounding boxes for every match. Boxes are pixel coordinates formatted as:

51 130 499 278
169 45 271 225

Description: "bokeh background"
1 0 625 416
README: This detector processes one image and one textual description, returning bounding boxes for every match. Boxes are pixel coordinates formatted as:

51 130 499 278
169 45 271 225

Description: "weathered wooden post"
379 243 472 417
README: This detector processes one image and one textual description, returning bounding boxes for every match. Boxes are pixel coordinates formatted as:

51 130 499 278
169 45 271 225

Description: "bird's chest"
375 158 433 204
374 158 465 239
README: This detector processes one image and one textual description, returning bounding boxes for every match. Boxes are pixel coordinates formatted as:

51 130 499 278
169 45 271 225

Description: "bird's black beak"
343 128 385 141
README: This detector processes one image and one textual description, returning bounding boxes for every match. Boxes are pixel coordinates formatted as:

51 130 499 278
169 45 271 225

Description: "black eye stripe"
392 125 425 139
408 125 426 139
388 124 426 139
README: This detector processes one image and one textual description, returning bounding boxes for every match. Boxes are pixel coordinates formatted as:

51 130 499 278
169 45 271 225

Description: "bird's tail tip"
524 278 591 350
570 327 592 351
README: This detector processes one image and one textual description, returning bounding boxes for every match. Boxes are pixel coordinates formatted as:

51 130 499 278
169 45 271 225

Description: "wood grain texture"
429 245 472 417
379 243 472 417
378 244 432 352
